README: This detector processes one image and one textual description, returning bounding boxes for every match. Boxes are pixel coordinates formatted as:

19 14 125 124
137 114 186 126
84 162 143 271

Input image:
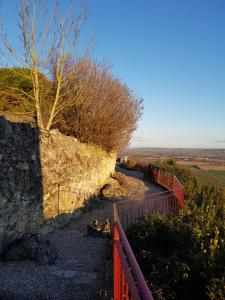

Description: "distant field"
200 165 225 170
188 167 225 187
208 170 225 186
126 148 225 187
189 167 218 185
176 161 225 169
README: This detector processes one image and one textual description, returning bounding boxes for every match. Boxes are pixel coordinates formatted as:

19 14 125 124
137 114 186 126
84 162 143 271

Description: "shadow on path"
0 161 166 300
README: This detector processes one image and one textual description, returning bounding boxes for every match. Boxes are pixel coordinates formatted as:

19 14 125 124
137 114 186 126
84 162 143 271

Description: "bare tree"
0 0 87 129
56 58 143 151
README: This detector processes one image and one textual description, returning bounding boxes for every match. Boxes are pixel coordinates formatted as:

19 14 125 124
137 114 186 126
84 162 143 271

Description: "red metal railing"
113 204 154 300
146 165 184 209
116 190 178 230
113 166 185 300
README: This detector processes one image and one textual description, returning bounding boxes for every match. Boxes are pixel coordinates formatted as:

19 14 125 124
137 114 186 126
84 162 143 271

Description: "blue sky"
2 0 225 148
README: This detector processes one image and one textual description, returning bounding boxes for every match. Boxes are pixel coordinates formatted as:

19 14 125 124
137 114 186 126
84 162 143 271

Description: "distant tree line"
0 0 143 152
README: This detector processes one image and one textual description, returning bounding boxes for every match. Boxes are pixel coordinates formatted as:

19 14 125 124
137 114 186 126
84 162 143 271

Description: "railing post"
114 223 120 300
180 189 185 209
57 183 60 216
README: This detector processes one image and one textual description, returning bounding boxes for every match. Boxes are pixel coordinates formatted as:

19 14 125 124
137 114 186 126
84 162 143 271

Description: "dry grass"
200 165 225 170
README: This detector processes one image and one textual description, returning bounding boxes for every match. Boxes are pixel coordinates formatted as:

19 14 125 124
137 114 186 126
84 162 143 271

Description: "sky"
1 0 225 148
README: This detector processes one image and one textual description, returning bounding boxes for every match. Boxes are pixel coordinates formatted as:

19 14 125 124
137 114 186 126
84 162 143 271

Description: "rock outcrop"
3 233 57 265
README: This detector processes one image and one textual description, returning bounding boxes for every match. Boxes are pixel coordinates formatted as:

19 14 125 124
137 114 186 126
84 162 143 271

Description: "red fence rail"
116 190 178 230
146 165 184 209
113 205 154 300
113 165 185 300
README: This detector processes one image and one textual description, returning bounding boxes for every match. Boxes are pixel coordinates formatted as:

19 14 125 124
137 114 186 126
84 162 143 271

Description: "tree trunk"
36 102 44 129
46 82 61 131
33 63 44 129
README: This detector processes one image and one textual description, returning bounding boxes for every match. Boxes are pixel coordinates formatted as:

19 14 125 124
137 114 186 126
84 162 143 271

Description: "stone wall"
0 116 116 252
0 116 43 252
40 129 116 219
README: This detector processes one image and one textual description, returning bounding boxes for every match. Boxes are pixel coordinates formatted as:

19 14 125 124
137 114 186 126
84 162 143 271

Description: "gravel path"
116 166 165 199
0 167 164 300
0 200 113 300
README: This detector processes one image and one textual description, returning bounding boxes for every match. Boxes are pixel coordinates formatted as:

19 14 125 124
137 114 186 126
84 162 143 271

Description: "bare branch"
0 0 89 130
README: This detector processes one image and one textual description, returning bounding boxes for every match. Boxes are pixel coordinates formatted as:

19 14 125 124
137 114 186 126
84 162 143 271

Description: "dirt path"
116 166 165 199
0 167 164 300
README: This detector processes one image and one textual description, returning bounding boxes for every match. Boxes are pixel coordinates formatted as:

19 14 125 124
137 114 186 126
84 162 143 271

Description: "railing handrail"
116 188 182 207
143 187 182 200
114 204 154 300
148 164 184 188
115 190 170 205
115 239 141 299
147 165 184 209
173 174 184 190
116 189 180 208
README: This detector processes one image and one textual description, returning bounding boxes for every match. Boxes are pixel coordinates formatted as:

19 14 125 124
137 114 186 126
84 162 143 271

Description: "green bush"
121 159 137 170
0 67 52 116
127 214 225 299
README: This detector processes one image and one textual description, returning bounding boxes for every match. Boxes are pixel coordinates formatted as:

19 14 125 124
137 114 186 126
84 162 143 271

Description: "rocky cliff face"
0 116 116 252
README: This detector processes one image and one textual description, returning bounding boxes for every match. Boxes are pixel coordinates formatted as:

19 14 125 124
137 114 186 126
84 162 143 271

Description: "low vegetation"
0 68 52 117
121 158 138 170
127 161 225 300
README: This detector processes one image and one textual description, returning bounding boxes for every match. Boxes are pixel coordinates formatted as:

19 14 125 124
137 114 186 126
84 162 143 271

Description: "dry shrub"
112 172 129 188
56 58 143 151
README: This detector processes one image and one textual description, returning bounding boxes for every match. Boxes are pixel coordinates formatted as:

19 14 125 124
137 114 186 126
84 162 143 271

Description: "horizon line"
128 146 225 150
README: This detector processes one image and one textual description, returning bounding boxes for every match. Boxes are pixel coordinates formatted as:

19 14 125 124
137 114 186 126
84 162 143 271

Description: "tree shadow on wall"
0 115 44 251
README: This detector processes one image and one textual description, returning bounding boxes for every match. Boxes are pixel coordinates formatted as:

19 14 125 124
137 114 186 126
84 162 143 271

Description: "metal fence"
113 166 185 300
146 165 184 209
56 184 96 215
116 190 178 230
113 204 154 300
